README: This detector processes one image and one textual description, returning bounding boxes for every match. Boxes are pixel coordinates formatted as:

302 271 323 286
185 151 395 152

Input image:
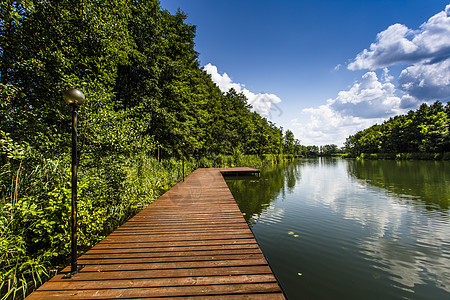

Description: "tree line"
344 101 450 158
0 1 302 297
1 0 289 162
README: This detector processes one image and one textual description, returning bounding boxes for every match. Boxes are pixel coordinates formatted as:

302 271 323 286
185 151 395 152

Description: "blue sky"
160 0 450 146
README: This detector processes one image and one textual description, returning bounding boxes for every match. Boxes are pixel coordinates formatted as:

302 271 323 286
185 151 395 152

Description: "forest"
344 101 450 159
0 0 298 298
1 0 449 298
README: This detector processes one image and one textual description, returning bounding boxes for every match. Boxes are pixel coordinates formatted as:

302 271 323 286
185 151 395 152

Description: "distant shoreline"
341 152 450 160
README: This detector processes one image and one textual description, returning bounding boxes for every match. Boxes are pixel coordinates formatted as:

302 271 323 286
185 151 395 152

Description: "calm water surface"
225 158 450 299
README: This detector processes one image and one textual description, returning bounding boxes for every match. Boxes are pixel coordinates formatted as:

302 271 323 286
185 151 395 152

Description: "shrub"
443 152 450 160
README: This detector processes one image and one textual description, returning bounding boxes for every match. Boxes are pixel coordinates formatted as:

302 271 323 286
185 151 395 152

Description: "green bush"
0 153 180 299
0 152 292 298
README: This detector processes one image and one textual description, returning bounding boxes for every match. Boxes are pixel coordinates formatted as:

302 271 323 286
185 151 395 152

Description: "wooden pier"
27 168 284 299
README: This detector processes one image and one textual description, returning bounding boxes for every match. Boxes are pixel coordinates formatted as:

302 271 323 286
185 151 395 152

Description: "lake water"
225 158 450 299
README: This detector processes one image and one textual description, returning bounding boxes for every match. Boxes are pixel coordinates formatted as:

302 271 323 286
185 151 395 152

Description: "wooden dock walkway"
27 168 285 299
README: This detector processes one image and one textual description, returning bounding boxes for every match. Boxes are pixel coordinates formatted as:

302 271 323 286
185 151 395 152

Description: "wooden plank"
77 254 265 265
108 228 253 236
36 274 278 290
98 233 255 243
26 168 285 299
28 283 282 299
79 248 262 260
92 238 259 249
48 266 275 282
66 257 271 272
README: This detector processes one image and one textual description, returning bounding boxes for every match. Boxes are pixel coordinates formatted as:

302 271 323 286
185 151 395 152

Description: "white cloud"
242 90 282 117
292 105 374 146
203 63 242 92
333 64 342 71
296 4 450 146
203 63 281 116
398 59 450 101
299 163 450 293
292 105 385 147
348 23 418 70
329 71 403 118
292 71 406 146
345 3 450 107
399 94 421 109
382 67 394 82
348 4 450 70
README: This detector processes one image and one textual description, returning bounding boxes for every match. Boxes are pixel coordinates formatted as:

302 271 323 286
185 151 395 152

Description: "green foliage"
345 102 450 159
283 129 295 154
319 144 341 156
1 0 296 161
0 153 69 300
0 0 306 298
0 152 195 299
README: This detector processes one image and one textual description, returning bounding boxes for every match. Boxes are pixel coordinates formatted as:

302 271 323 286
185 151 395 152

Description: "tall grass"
1 154 69 300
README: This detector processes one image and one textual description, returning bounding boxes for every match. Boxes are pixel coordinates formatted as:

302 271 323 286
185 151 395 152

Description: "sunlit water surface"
225 158 450 299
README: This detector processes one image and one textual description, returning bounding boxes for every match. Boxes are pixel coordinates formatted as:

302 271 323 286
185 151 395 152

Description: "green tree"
283 129 295 154
320 144 339 156
345 101 450 157
0 1 302 296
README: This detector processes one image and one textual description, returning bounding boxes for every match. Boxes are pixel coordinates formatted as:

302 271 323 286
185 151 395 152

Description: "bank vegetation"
0 1 296 298
344 102 450 160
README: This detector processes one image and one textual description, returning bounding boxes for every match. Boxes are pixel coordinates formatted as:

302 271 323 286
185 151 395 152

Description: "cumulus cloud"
399 94 421 109
292 70 407 146
398 59 450 101
348 4 450 70
329 71 402 118
348 23 418 70
292 105 383 146
203 63 242 92
346 3 450 106
203 63 281 116
294 5 450 146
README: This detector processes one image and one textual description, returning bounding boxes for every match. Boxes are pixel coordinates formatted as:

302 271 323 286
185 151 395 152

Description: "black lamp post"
181 142 185 181
63 88 85 277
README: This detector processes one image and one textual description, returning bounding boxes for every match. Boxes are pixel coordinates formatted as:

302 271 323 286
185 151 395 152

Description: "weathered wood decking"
27 167 285 299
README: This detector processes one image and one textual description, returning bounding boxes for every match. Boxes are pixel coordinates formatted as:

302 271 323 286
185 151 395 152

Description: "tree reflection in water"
347 159 450 210
225 162 302 224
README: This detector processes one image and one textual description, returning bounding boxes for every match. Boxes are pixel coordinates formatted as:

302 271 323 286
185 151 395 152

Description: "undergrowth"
0 151 290 299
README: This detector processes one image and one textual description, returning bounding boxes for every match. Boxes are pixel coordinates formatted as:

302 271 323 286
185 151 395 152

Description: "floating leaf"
298 272 302 276
288 231 295 235
293 234 299 238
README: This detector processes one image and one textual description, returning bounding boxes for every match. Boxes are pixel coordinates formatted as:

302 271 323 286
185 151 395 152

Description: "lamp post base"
62 264 85 279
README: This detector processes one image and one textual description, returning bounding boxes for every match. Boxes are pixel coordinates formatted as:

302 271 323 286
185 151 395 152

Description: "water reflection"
226 158 450 299
303 159 450 297
347 159 450 210
225 162 302 224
